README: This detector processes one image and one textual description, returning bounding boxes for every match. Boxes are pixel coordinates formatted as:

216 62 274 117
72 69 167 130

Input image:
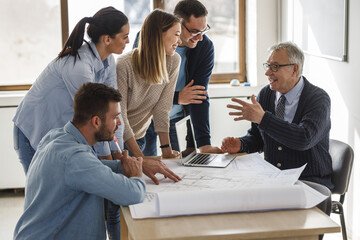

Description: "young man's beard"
95 124 117 142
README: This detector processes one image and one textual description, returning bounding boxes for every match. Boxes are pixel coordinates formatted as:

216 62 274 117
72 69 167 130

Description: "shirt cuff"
173 92 179 104
239 138 247 153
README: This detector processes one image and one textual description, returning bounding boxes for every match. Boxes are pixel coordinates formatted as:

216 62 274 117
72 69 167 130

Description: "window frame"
157 0 246 84
0 0 69 92
209 0 246 84
0 0 245 91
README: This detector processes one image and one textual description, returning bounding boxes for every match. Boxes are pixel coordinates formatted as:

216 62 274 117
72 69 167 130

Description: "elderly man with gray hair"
221 41 333 193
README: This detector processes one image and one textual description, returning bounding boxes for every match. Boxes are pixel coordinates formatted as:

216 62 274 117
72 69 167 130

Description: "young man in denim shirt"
14 83 146 240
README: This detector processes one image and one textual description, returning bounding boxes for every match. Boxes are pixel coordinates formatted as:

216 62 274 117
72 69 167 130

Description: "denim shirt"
14 122 146 240
13 42 123 155
169 46 188 120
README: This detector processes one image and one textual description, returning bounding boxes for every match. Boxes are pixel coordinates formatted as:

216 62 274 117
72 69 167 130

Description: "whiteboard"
292 0 348 61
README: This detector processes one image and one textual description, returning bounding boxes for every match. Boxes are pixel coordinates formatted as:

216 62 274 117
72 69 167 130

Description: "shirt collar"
64 121 91 146
89 42 110 71
176 46 188 55
276 76 304 104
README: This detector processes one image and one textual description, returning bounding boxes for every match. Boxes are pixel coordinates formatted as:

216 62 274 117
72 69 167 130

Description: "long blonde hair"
132 9 180 84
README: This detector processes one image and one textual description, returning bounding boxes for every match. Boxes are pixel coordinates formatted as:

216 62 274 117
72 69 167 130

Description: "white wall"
0 92 27 189
279 0 360 238
246 0 278 87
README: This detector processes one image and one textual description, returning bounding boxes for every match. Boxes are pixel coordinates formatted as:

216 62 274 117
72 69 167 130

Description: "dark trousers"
142 117 183 156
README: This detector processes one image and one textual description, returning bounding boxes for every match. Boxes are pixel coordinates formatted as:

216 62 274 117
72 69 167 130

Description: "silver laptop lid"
175 116 197 164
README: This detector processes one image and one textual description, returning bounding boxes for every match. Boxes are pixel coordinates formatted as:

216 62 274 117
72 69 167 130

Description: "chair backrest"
329 139 354 195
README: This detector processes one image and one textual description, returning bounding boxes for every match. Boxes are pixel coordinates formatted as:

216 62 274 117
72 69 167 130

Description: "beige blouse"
116 50 181 142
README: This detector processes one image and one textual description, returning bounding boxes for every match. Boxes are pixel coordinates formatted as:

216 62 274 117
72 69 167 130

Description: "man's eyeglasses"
182 23 211 37
263 63 295 72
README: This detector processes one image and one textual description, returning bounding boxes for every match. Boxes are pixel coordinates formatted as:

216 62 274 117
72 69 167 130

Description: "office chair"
301 180 331 215
329 139 354 240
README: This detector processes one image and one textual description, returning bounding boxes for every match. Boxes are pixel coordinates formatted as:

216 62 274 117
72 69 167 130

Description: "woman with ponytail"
13 7 182 240
12 7 130 240
13 6 130 174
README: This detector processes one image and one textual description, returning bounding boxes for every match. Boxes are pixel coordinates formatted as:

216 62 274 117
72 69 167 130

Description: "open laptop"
175 115 235 168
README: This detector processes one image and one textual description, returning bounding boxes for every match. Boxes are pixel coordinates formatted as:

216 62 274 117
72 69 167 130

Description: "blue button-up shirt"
275 76 305 123
169 46 188 120
13 42 123 155
14 122 146 240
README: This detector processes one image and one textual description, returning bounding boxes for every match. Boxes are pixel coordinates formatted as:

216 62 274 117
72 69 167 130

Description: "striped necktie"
275 95 286 119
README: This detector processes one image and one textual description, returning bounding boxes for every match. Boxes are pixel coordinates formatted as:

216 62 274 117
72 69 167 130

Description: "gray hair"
268 42 304 78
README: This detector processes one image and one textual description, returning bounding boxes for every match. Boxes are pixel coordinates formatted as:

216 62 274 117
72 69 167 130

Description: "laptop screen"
175 115 235 168
175 116 196 160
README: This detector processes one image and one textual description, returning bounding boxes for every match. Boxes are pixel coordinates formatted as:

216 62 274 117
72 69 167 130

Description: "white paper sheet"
158 185 306 216
129 153 327 219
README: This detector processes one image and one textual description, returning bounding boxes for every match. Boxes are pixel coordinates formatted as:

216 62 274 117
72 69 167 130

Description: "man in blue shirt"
221 42 333 191
14 83 146 240
142 0 222 156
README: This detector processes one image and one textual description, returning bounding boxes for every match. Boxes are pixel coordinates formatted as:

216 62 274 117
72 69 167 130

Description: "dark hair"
174 0 208 22
73 83 122 126
57 6 128 62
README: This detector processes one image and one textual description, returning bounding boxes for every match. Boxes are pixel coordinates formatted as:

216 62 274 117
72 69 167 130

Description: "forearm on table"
125 137 144 158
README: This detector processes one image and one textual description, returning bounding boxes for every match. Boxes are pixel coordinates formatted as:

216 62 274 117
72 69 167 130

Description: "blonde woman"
116 9 182 183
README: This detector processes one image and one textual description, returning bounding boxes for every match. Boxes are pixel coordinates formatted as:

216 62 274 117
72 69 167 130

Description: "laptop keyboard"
188 154 216 165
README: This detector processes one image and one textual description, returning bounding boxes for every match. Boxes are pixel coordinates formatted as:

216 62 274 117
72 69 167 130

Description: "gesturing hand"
178 80 207 105
227 95 265 124
120 150 143 178
221 137 241 154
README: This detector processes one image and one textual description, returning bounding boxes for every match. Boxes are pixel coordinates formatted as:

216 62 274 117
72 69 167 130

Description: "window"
0 0 245 90
163 0 246 83
67 0 153 57
0 0 62 90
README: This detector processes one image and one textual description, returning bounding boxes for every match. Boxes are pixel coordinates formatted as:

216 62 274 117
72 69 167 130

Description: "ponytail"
57 7 128 63
57 17 93 62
